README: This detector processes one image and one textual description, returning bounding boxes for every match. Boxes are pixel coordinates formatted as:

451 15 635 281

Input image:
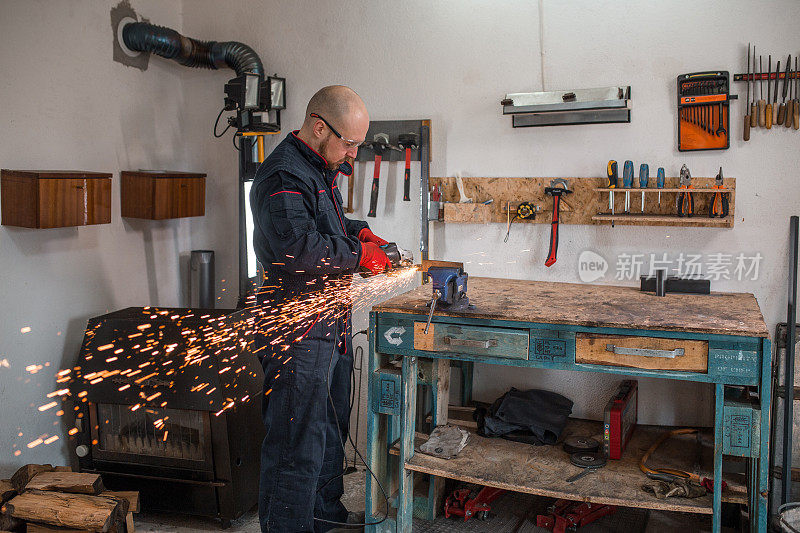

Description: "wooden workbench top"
374 277 768 338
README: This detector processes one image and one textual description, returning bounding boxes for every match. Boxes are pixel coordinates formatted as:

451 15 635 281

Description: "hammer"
398 133 419 202
544 178 572 267
367 133 389 217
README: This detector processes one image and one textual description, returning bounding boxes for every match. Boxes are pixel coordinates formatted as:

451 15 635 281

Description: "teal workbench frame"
365 311 771 533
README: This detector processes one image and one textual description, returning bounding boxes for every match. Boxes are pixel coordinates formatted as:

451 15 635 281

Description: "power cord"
213 107 232 138
313 325 389 529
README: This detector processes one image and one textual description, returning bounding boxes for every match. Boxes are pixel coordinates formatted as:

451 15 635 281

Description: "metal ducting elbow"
121 21 264 78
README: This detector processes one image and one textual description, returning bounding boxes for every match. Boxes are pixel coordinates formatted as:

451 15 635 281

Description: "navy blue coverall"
250 131 369 532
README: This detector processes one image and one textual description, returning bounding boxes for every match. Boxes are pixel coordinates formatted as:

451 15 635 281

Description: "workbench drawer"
575 333 708 372
413 322 529 359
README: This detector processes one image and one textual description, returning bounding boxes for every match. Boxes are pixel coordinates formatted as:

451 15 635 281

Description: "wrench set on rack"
677 71 732 151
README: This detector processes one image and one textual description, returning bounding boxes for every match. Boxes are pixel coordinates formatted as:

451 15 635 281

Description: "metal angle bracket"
502 86 631 127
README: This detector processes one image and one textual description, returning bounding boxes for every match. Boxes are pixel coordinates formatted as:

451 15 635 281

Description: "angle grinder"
359 242 414 277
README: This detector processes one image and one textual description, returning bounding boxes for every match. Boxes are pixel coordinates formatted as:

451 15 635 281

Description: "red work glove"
358 228 389 246
360 242 392 275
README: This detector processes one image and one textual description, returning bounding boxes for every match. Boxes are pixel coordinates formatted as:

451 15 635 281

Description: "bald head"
297 85 370 169
304 85 367 126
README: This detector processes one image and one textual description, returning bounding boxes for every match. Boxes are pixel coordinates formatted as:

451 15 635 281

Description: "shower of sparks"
20 326 31 334
21 265 419 454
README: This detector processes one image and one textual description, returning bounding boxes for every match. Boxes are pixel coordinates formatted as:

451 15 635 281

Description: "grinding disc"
570 451 607 469
563 436 601 455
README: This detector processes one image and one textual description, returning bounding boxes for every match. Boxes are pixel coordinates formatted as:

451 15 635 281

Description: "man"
250 85 392 532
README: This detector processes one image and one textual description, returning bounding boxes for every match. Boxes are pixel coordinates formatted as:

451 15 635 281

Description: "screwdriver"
607 160 617 215
743 43 751 141
759 56 766 127
779 55 791 125
623 160 633 213
750 46 758 128
766 56 774 129
639 163 649 212
657 168 665 206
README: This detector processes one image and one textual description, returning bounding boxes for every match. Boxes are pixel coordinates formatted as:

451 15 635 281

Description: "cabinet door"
153 178 205 219
38 179 86 228
86 178 111 225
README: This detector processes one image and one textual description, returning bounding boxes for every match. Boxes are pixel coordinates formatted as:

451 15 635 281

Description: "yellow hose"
639 428 701 482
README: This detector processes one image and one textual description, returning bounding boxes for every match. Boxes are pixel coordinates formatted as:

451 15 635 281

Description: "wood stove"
68 307 263 527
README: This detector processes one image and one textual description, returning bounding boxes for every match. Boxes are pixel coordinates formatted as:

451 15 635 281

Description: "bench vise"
424 266 470 333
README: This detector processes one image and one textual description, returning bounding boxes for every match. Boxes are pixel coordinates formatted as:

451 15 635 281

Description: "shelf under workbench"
391 418 746 515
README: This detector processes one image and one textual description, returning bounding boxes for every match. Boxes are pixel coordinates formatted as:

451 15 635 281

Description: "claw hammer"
367 133 389 217
544 178 573 267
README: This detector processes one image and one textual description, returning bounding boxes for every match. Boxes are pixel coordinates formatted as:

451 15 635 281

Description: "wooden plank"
576 333 708 372
390 419 746 514
126 512 135 533
426 405 477 430
430 176 601 226
398 355 418 532
429 176 735 229
10 464 53 492
1 170 112 179
2 489 119 532
26 524 93 533
443 203 491 224
428 358 451 519
102 491 140 513
596 187 735 193
420 259 463 274
375 277 769 338
414 323 435 351
26 471 104 495
592 214 733 227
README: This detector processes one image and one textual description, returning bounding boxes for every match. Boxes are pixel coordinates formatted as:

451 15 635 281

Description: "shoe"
326 511 365 532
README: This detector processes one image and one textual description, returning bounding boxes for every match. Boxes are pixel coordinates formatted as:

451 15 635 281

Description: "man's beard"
320 137 344 170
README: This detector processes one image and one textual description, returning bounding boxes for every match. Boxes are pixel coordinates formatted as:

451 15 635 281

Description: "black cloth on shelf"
474 388 573 445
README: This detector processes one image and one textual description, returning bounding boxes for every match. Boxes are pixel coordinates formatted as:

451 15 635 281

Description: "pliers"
709 167 729 218
677 164 694 217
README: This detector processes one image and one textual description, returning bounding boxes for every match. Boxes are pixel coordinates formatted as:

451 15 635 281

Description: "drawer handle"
605 343 685 358
443 337 498 349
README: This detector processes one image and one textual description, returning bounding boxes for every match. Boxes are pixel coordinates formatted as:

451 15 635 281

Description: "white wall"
3 0 800 474
0 1 192 475
181 0 800 451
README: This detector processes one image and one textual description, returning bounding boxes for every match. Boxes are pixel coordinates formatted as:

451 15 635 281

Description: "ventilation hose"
122 21 264 78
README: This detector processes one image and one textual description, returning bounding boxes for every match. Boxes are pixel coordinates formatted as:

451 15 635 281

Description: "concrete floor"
134 469 735 532
134 467 365 532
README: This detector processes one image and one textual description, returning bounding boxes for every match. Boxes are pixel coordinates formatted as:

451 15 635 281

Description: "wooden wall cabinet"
121 171 206 220
1 170 112 228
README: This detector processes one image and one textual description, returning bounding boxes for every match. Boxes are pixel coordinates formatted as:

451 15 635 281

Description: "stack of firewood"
0 465 138 533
